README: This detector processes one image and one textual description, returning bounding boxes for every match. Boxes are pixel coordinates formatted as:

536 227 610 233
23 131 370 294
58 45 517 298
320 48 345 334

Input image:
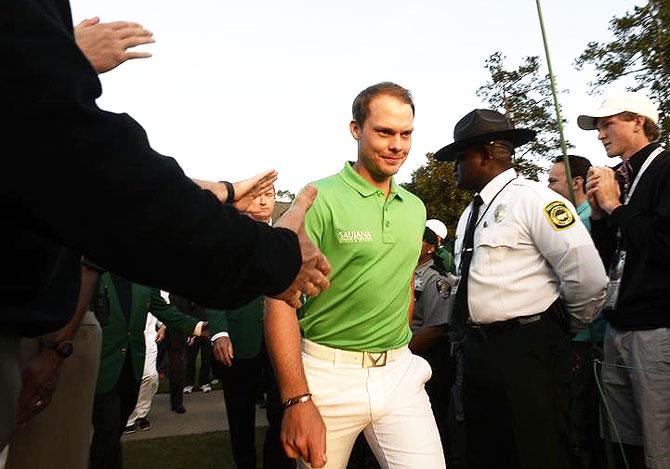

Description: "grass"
123 428 266 468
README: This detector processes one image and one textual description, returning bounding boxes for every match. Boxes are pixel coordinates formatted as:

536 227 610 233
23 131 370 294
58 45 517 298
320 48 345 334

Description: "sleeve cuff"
210 331 229 342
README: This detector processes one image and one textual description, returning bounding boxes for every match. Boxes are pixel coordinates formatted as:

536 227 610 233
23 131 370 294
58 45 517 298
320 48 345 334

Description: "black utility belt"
466 311 546 338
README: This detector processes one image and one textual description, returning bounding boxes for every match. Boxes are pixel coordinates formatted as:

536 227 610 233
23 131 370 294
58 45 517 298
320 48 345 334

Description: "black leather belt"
466 311 545 339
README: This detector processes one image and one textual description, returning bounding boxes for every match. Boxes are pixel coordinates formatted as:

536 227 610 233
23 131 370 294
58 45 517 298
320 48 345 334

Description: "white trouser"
127 314 159 426
300 340 445 469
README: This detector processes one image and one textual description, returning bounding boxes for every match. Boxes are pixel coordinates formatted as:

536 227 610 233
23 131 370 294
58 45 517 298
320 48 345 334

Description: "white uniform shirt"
454 168 608 331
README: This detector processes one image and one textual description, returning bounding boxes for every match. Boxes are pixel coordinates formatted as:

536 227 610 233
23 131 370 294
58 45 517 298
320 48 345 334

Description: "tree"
405 51 568 233
276 189 295 202
575 0 670 144
402 153 472 239
477 51 570 180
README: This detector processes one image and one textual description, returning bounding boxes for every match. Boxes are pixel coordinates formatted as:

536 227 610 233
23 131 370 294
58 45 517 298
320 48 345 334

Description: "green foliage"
402 153 471 238
405 52 566 231
575 0 670 144
477 51 570 171
276 189 296 202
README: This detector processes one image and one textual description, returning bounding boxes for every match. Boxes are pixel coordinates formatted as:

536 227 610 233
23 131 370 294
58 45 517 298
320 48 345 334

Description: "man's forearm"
408 325 446 355
264 298 309 400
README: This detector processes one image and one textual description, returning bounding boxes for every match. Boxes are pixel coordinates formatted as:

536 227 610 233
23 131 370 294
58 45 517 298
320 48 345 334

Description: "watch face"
55 342 74 358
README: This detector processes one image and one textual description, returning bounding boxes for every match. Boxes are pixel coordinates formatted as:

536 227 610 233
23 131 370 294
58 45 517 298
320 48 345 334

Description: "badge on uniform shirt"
494 204 506 223
544 201 576 230
435 279 452 299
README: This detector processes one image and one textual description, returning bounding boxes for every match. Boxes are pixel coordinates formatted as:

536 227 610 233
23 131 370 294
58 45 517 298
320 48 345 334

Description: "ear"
633 115 646 133
350 120 360 140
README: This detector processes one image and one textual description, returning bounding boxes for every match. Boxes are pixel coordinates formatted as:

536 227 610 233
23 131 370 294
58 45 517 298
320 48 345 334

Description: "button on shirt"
454 169 608 330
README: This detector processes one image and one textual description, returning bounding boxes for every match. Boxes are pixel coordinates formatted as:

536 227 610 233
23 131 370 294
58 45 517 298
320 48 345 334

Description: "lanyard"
473 176 517 230
625 146 663 203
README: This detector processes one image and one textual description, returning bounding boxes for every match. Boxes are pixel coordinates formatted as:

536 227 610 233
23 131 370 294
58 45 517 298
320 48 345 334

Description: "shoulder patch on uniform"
543 200 575 231
435 279 452 299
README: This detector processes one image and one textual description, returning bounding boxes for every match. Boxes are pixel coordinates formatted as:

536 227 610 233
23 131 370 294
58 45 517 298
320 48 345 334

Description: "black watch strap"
38 338 74 359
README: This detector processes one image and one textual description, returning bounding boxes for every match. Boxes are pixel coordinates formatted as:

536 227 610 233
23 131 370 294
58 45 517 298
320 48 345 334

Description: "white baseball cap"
426 219 448 239
578 91 659 130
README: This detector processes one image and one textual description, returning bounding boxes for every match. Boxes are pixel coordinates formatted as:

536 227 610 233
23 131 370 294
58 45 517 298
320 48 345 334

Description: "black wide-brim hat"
434 109 536 161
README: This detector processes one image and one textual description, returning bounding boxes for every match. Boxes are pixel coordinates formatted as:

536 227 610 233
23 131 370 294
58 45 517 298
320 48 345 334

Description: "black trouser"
166 328 186 410
422 338 456 460
570 341 607 469
185 336 212 387
462 308 571 469
216 351 293 469
90 356 141 469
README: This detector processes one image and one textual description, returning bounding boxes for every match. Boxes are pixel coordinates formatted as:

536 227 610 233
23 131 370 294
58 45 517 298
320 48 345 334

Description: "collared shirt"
454 168 608 331
576 201 592 232
411 259 455 333
300 162 426 351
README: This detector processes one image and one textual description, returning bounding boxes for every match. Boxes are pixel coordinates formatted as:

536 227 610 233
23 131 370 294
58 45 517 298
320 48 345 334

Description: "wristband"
219 181 235 204
282 393 312 408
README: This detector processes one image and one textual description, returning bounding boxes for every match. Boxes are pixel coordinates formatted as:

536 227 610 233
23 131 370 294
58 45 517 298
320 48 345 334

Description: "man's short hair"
552 154 592 191
618 111 661 142
352 82 414 126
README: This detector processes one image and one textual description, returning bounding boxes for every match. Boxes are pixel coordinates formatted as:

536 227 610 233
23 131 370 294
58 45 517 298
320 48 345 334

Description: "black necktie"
453 195 484 329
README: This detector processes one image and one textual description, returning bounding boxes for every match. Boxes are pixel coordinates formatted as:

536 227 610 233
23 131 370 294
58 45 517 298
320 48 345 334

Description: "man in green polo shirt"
265 82 445 468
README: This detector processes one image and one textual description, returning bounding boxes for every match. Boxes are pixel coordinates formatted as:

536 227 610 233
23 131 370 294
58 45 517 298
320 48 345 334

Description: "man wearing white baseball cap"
580 90 670 469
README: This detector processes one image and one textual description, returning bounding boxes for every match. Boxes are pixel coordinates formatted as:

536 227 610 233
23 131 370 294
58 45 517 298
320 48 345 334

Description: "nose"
389 134 403 153
597 128 606 141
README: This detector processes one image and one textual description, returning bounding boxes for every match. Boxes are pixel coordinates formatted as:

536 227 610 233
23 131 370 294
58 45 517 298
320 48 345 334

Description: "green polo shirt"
300 162 426 352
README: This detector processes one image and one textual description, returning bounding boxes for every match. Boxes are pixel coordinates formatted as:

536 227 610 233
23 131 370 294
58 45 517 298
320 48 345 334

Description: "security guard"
434 109 608 469
409 221 457 461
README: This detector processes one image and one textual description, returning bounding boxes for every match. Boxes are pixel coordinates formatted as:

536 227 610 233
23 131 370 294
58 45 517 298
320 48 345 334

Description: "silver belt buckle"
362 351 387 368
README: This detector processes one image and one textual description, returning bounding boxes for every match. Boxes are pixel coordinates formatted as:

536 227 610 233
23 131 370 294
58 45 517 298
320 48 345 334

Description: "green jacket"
92 273 198 393
207 296 264 359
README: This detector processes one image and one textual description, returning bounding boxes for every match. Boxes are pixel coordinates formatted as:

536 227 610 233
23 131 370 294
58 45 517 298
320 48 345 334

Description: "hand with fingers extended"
212 336 234 367
232 170 278 212
281 399 327 467
74 17 154 74
272 186 331 307
191 170 278 213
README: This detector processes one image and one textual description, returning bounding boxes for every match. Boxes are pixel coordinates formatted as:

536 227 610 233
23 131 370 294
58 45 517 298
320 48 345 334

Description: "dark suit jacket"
93 274 198 394
0 0 301 336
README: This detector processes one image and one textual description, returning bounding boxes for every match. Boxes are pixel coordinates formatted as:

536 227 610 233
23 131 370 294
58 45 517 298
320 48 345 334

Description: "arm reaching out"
271 186 331 308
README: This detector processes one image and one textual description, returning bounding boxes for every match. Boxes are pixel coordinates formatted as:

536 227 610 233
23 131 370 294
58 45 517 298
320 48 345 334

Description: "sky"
70 0 640 192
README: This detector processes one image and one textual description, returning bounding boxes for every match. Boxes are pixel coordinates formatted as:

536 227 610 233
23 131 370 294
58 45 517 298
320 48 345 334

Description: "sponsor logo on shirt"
337 229 372 243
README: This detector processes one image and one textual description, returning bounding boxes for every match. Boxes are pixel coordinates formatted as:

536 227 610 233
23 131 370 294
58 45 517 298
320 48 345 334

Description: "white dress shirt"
454 168 608 332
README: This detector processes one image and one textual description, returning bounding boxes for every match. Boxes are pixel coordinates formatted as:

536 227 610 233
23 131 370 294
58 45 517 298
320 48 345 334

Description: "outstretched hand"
272 186 331 308
232 170 278 212
74 17 154 74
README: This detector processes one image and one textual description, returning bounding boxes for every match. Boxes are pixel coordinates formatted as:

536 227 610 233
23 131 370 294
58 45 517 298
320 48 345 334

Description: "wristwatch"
38 338 74 358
